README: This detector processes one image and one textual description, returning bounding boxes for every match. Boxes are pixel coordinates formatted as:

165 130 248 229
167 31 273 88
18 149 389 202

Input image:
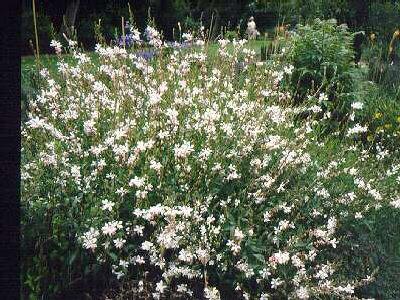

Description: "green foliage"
368 1 400 41
182 15 203 33
252 0 353 25
363 32 400 96
293 0 351 23
354 207 400 299
260 44 267 61
21 190 108 298
285 19 356 133
21 9 54 56
172 0 191 22
224 30 239 41
21 65 39 123
287 19 355 101
355 77 400 152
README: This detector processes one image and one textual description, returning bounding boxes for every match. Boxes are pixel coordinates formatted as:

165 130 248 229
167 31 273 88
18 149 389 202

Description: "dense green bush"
363 31 400 97
368 1 400 41
252 0 356 27
285 19 356 132
286 19 355 102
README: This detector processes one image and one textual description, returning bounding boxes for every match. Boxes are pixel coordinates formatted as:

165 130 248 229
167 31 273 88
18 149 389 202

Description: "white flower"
114 238 126 249
347 124 368 136
234 228 245 241
145 26 162 47
259 268 271 279
196 248 210 264
283 65 294 75
271 277 283 289
263 211 271 222
351 101 364 110
133 255 145 265
174 141 194 159
101 221 122 236
156 280 167 293
226 165 241 181
177 283 191 294
149 160 162 172
199 148 212 161
195 39 205 46
390 198 400 208
50 40 62 54
119 259 129 268
81 228 99 250
67 39 78 47
101 199 115 212
227 239 241 255
270 251 290 265
149 91 162 105
318 93 328 102
336 284 355 294
260 293 270 300
129 176 145 188
83 119 96 135
133 225 144 236
182 32 193 42
204 286 220 300
26 117 45 129
296 286 310 299
178 249 193 263
129 27 141 43
141 240 154 251
116 187 128 196
310 105 322 113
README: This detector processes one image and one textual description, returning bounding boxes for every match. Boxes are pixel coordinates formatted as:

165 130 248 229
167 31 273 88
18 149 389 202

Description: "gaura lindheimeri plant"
22 27 400 299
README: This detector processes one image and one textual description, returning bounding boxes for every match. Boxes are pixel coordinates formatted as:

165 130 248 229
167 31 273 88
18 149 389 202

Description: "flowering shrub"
21 29 400 299
117 21 142 48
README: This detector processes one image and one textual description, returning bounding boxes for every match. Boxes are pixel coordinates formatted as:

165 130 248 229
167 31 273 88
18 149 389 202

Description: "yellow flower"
396 116 400 123
394 29 400 38
374 112 382 119
384 123 392 129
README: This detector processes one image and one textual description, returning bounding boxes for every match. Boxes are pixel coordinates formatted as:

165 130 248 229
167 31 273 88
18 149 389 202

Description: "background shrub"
21 9 54 56
285 18 357 134
286 19 355 103
363 31 400 97
368 1 400 41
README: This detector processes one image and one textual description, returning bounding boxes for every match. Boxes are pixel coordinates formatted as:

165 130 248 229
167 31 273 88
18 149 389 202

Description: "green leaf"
253 253 265 263
68 251 78 266
109 252 118 262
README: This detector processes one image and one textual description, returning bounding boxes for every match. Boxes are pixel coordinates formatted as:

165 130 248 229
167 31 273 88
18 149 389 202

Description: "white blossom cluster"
22 29 400 299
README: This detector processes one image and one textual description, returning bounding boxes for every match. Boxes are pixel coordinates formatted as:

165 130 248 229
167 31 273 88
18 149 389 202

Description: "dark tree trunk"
61 0 80 36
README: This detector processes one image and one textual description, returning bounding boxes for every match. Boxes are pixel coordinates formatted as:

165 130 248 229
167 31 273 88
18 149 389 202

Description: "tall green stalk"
32 0 40 60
